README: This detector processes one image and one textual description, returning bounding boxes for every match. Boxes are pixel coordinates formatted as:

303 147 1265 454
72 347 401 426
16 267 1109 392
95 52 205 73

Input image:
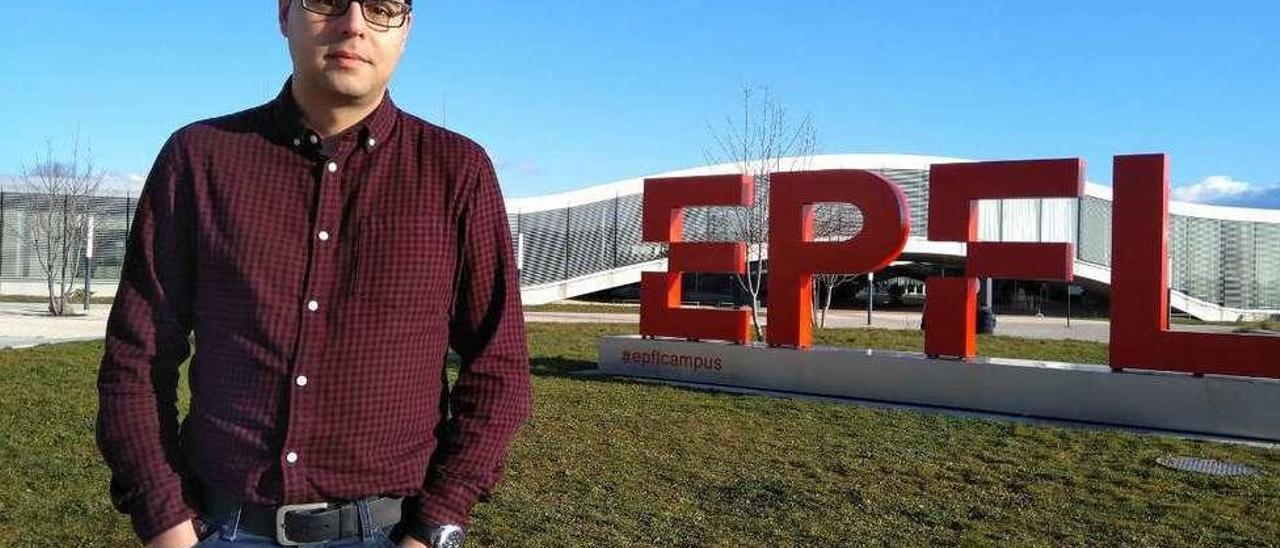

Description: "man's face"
279 0 412 103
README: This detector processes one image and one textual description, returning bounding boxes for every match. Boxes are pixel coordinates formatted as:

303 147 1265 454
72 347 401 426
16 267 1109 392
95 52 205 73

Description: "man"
96 1 531 546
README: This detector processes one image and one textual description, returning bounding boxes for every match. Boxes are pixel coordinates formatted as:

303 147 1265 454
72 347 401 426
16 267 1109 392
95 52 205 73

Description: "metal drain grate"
1157 456 1259 477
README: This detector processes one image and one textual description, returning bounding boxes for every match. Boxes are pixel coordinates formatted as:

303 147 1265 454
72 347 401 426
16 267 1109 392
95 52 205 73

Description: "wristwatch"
409 522 465 548
430 524 465 548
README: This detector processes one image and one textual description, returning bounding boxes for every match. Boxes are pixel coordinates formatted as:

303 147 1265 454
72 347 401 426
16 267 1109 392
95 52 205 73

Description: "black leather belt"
201 487 404 546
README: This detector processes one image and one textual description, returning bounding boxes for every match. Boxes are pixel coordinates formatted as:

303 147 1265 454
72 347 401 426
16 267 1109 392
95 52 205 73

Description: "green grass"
1 323 1276 546
1171 316 1280 329
814 327 1110 364
1170 318 1280 334
1237 321 1280 333
524 302 641 314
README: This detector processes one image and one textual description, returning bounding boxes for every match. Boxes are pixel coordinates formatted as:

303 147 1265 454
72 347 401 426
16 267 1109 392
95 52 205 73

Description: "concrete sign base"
598 336 1280 442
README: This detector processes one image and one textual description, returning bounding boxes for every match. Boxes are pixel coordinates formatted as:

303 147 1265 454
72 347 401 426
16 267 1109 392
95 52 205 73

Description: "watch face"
439 529 465 548
432 525 465 548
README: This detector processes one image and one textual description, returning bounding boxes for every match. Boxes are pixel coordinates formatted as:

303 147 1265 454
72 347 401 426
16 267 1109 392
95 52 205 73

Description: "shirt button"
366 137 376 148
285 451 299 465
307 300 319 311
292 138 301 147
308 134 319 144
327 161 338 173
295 375 309 387
318 230 330 241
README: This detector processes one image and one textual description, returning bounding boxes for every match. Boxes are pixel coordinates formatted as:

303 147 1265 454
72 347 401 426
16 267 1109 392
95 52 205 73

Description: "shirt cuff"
121 482 200 544
410 472 486 529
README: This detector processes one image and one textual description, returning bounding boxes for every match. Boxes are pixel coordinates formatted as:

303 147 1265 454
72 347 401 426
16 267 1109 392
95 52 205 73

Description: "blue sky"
3 1 1278 207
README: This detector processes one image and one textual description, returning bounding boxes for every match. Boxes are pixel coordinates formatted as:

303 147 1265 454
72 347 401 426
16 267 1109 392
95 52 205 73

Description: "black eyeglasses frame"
297 0 413 30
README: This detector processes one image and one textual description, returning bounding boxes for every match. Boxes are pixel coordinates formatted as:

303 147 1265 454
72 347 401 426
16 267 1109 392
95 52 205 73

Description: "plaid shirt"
96 79 531 542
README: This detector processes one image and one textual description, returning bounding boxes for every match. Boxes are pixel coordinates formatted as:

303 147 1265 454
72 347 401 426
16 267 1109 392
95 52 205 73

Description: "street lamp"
83 214 94 311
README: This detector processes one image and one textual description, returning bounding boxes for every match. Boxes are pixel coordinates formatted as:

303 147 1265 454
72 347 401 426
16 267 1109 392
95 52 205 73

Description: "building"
3 154 1278 320
506 154 1280 321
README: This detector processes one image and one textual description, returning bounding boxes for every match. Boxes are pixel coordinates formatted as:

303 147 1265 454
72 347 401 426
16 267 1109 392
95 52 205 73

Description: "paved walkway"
0 302 113 349
0 301 1243 349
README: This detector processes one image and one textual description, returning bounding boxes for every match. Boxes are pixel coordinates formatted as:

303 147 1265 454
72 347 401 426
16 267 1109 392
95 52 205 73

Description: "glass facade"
506 168 1280 311
0 189 137 281
4 165 1279 312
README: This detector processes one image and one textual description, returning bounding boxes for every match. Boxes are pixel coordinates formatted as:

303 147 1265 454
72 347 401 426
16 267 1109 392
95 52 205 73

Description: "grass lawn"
1171 317 1280 332
524 302 641 314
0 323 1276 546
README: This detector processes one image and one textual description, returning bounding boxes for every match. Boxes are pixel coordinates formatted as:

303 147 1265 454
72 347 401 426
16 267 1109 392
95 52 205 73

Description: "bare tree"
810 203 862 328
17 135 105 316
704 85 817 341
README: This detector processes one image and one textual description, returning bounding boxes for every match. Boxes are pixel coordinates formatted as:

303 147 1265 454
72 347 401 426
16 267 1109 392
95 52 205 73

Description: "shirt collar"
270 76 398 154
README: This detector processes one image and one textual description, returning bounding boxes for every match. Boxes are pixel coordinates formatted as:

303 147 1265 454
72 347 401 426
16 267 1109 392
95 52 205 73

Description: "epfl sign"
638 154 1279 379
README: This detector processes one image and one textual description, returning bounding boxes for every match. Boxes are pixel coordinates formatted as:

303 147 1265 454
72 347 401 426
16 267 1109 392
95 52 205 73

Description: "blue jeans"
194 499 403 547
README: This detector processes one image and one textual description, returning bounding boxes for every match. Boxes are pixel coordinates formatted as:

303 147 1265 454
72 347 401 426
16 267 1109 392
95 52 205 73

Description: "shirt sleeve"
411 147 532 530
95 132 201 543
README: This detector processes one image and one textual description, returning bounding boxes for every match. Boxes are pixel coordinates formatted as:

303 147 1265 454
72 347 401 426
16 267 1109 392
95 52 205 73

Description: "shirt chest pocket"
353 215 455 315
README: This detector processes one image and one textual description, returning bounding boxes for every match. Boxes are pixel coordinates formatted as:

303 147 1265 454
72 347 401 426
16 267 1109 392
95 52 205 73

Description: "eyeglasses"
299 0 412 29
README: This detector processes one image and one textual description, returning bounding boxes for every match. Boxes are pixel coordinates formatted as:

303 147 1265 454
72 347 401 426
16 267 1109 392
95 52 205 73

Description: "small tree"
704 85 817 341
811 202 862 328
18 135 105 316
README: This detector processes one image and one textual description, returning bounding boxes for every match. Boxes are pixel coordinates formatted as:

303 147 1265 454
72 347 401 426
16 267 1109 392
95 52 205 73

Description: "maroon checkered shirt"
96 80 531 542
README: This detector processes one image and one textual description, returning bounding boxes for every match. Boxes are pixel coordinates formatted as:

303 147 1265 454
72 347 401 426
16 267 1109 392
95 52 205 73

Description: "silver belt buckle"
275 502 330 546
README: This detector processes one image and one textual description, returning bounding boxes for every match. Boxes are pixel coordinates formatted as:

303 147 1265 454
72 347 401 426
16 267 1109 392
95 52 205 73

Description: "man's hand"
145 519 200 548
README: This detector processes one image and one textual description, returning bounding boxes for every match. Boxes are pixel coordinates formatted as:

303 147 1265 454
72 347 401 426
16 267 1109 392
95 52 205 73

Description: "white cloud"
1172 175 1279 205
